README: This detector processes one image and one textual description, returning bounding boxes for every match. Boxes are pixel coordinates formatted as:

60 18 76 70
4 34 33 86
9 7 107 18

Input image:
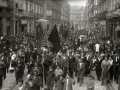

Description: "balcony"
34 13 43 18
7 0 14 9
0 0 7 7
22 11 34 17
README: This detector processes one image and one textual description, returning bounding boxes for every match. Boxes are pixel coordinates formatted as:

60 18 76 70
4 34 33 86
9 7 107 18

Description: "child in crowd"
55 66 63 82
85 74 95 90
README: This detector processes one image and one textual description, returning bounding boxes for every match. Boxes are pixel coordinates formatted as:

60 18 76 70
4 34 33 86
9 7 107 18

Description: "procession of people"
0 25 120 90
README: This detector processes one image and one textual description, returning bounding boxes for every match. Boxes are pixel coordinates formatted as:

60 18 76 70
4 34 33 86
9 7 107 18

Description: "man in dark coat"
96 55 103 81
1 56 7 79
0 59 6 89
113 53 120 83
84 53 91 76
68 52 75 78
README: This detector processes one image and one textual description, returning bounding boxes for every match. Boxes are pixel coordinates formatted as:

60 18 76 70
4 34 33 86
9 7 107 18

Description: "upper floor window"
30 3 32 11
26 2 28 11
94 0 98 5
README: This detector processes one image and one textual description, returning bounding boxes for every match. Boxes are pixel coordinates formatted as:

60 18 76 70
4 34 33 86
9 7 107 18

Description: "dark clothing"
109 65 114 81
33 51 37 60
68 56 75 77
113 56 120 82
90 59 97 71
52 61 61 71
84 59 90 76
0 75 2 88
15 63 24 82
27 75 42 90
96 58 102 80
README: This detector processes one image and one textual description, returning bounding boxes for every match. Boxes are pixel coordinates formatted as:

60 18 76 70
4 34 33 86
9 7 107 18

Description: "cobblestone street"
1 69 118 90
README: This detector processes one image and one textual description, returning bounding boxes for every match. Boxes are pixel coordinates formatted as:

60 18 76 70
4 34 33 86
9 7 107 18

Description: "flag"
37 23 44 45
48 25 61 53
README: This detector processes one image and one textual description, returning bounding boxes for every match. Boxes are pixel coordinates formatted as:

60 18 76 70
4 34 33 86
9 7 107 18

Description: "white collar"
19 85 23 90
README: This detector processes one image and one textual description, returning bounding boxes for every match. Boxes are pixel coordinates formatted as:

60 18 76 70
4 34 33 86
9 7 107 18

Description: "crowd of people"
0 30 120 90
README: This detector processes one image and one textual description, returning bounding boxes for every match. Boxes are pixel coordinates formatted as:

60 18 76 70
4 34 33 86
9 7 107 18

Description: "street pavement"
1 68 118 90
112 81 118 90
1 67 28 90
2 71 16 90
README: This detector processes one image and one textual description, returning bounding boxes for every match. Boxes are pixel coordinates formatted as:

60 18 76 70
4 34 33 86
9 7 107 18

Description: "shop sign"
21 20 27 24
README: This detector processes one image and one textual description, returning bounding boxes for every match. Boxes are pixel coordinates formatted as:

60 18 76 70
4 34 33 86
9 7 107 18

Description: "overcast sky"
68 0 87 6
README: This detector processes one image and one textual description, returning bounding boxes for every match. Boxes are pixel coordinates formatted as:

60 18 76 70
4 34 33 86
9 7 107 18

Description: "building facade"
87 0 120 38
46 0 62 29
45 0 70 30
70 6 86 30
13 0 45 35
61 0 70 24
106 0 120 38
87 0 99 30
0 0 14 37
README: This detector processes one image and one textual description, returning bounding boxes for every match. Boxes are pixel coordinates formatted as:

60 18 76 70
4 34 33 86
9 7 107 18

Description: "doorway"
6 26 10 37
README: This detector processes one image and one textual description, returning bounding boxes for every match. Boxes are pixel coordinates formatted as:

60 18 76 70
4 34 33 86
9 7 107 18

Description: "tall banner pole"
42 59 45 90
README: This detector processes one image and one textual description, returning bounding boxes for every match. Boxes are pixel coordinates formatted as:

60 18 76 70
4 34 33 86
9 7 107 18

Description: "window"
6 18 10 22
34 5 36 13
39 7 41 14
26 2 28 11
37 6 39 14
30 3 32 11
16 3 18 8
94 0 98 5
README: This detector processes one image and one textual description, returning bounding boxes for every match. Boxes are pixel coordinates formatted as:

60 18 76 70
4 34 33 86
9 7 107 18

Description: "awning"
36 19 49 22
36 19 49 30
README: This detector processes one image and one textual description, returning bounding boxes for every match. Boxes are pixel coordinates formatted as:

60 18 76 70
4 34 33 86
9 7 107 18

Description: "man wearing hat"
77 58 85 86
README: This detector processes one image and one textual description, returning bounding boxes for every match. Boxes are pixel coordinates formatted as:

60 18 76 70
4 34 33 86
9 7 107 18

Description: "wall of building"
70 6 86 30
0 0 14 37
13 0 45 36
